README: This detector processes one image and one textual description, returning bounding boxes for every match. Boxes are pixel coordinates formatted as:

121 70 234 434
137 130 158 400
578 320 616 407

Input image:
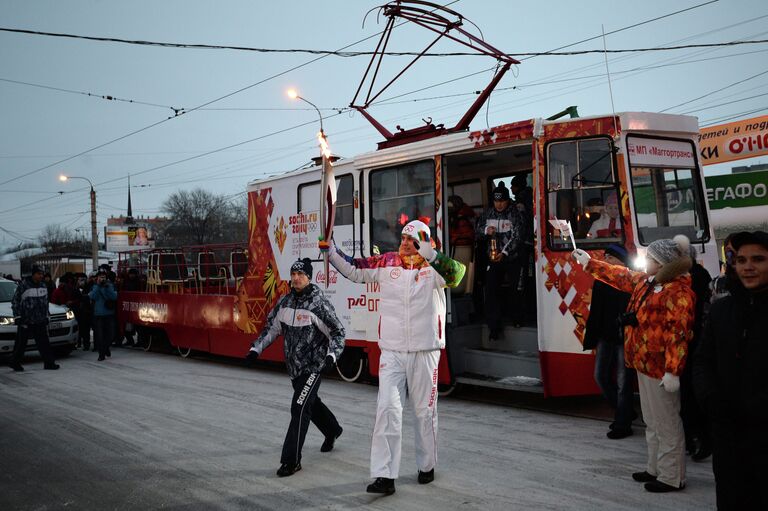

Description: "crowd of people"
573 230 768 509
8 264 142 372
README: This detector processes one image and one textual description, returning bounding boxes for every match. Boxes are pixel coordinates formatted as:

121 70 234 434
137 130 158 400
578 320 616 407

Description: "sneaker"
321 427 342 452
9 361 24 372
276 462 301 477
418 469 434 484
366 477 395 495
43 363 60 370
606 428 633 440
632 471 657 483
644 480 684 493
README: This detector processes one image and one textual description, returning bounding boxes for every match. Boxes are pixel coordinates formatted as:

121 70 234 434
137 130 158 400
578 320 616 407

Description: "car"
0 277 79 358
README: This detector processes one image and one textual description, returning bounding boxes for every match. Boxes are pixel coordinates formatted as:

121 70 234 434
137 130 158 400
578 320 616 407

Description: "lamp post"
286 88 324 136
59 174 98 272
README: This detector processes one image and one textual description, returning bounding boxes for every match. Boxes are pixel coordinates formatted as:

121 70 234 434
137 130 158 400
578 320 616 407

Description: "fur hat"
647 235 690 265
290 258 313 279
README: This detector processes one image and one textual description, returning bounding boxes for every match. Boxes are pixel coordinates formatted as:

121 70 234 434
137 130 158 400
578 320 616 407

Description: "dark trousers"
680 342 709 448
594 340 636 430
13 323 56 366
485 257 523 332
711 422 768 510
93 315 114 357
281 372 341 465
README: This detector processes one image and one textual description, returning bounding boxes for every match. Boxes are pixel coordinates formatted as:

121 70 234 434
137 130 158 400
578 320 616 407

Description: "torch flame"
317 132 332 160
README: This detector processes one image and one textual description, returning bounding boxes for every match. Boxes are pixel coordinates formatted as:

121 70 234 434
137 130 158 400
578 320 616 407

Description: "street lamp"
59 174 98 272
286 88 324 136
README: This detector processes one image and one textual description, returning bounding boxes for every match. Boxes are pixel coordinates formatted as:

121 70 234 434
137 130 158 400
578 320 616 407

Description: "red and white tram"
118 111 718 397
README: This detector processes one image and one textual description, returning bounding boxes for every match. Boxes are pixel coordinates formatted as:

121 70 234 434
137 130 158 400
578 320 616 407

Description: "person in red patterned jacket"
573 235 695 494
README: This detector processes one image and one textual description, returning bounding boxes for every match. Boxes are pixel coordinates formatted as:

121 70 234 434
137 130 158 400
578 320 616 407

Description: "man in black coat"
694 231 768 510
583 244 634 438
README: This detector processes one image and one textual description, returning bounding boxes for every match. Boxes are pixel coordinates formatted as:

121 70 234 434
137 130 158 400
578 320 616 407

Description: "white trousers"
370 349 440 479
637 372 686 488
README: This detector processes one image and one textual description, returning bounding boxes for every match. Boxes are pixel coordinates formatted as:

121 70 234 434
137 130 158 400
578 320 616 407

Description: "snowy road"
0 349 716 510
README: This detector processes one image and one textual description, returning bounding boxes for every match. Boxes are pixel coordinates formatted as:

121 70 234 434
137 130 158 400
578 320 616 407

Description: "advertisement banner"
106 225 154 252
705 170 768 209
699 115 768 166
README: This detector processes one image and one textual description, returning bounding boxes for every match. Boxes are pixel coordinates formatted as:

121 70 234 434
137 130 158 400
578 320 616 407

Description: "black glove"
245 349 259 366
324 354 336 369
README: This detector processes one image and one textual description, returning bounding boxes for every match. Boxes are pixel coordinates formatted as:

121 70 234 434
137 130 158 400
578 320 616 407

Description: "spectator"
587 193 622 239
326 220 465 495
573 235 695 493
582 244 634 439
680 246 712 462
709 231 745 302
447 195 476 247
694 231 768 510
89 269 117 361
50 272 76 308
510 174 533 219
9 265 59 371
245 258 345 478
476 182 526 336
43 271 55 300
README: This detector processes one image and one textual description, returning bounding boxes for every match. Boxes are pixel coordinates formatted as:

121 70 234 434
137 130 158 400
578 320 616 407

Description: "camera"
617 311 639 328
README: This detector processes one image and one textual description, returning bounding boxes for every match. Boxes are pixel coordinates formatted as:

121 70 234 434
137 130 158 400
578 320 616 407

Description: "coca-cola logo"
315 270 338 285
390 268 402 279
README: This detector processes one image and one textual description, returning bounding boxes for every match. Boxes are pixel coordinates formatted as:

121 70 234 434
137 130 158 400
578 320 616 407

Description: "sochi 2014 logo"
402 224 415 234
390 268 402 279
274 216 287 253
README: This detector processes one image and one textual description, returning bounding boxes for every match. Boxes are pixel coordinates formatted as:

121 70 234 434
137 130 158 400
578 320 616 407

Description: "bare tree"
38 224 75 251
160 189 246 245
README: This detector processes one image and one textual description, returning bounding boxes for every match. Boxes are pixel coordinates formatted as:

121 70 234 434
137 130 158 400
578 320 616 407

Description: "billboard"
699 115 768 166
106 225 154 252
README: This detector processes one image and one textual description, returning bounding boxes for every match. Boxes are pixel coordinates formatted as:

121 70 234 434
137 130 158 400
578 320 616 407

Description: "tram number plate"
48 322 62 330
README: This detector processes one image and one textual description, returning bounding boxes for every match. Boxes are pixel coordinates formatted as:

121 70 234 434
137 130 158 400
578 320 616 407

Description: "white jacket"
329 245 465 352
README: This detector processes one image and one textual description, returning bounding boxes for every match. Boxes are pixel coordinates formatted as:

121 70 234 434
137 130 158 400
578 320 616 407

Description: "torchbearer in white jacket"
324 220 466 496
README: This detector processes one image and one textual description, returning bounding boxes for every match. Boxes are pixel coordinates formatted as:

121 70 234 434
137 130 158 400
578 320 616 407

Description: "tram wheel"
177 346 193 358
438 382 459 397
336 351 366 383
142 333 153 352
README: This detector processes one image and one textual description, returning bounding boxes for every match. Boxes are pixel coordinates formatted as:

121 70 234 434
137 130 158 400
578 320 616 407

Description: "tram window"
297 174 354 226
370 160 435 255
546 137 620 249
626 136 708 245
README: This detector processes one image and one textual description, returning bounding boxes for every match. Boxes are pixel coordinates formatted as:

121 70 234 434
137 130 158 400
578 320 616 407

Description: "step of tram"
455 373 544 393
481 325 538 353
461 347 541 380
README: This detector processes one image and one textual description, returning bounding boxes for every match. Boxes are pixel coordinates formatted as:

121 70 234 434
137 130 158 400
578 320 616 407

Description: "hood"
655 255 693 284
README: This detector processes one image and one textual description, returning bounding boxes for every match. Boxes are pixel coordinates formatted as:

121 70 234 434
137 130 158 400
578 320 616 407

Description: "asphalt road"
0 348 716 510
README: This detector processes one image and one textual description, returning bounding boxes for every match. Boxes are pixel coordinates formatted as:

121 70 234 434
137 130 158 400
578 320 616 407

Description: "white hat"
401 220 431 241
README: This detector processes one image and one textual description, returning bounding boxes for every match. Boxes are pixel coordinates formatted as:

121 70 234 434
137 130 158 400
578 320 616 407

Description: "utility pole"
60 174 98 271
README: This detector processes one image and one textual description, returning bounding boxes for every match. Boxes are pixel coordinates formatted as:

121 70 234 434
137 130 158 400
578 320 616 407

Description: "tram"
117 110 718 397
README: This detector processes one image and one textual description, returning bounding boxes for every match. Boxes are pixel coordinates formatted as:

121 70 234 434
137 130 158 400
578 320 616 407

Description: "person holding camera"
245 258 345 478
573 235 696 493
582 244 634 439
89 269 118 361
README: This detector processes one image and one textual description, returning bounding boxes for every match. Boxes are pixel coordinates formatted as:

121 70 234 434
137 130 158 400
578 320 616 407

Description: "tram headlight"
232 304 240 324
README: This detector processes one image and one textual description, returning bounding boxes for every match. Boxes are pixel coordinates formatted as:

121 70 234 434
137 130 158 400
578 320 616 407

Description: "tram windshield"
626 136 708 244
546 137 622 249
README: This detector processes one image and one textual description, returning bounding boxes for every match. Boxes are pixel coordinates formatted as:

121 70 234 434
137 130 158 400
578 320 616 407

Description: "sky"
0 0 765 249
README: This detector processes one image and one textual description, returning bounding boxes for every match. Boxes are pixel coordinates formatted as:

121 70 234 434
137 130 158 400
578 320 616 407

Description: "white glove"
660 372 680 393
413 235 437 263
572 249 591 267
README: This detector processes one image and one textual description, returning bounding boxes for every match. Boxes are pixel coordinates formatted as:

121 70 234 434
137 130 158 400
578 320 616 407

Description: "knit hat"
402 219 431 242
731 231 768 252
492 182 510 201
30 265 44 275
647 235 690 265
290 258 313 279
604 244 629 265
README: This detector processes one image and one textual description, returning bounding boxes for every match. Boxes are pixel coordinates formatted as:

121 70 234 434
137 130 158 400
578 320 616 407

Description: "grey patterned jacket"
11 277 49 325
251 284 345 379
